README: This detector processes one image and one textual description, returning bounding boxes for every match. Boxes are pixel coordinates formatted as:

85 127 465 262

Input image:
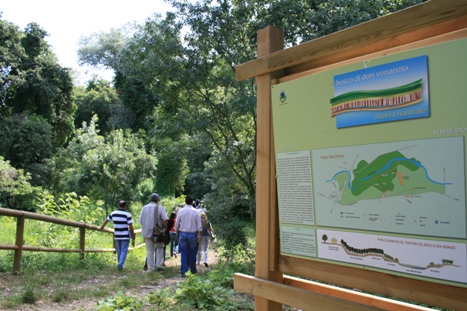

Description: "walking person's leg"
119 239 130 269
179 232 189 276
155 242 165 270
202 236 209 266
188 233 198 274
196 240 201 265
170 232 177 257
115 239 122 269
145 238 156 272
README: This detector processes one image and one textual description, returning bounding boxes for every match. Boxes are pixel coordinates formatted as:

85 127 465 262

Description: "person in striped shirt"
100 201 135 270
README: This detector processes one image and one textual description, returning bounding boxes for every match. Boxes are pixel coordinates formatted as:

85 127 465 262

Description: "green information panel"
272 38 467 287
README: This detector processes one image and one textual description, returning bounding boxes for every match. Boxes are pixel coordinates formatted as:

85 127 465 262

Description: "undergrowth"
0 207 256 311
94 261 255 311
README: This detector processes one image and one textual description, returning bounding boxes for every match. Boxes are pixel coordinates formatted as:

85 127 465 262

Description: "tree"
154 136 190 197
0 16 24 117
0 114 53 186
77 26 132 71
0 156 39 211
322 234 328 243
118 11 258 205
50 115 158 213
74 77 121 136
0 18 75 147
113 72 160 132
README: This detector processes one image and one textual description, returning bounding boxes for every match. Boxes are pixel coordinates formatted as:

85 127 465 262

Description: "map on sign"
312 137 466 238
330 150 446 206
317 229 467 284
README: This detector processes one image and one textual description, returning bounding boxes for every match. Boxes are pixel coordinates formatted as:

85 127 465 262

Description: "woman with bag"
197 212 215 267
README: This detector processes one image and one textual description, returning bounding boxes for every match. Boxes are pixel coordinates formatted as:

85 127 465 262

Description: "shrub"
174 272 229 310
21 288 36 304
95 291 144 311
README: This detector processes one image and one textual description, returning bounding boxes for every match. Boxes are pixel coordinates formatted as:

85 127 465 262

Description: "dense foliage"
0 19 75 147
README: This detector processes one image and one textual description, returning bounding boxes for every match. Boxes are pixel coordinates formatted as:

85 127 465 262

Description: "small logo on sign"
280 91 287 103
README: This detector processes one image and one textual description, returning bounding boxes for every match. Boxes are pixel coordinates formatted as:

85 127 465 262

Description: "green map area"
333 151 446 206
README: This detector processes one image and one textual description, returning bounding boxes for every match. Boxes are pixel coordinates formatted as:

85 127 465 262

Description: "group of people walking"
100 193 215 277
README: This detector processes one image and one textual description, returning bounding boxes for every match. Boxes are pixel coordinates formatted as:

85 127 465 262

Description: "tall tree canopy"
0 16 24 117
74 77 121 136
0 114 53 186
0 17 75 147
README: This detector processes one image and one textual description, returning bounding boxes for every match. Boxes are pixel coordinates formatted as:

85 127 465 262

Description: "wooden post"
255 25 284 311
13 216 25 273
79 227 86 260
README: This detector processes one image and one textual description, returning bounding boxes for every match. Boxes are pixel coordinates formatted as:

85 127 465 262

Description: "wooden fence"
0 207 143 273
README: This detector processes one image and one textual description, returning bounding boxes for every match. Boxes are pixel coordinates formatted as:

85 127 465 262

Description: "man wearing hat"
139 193 168 271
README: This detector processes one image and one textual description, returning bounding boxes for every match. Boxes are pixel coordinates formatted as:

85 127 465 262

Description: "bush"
96 291 144 311
21 288 36 304
174 272 229 310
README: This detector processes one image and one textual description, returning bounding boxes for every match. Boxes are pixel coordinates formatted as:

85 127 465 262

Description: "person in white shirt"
174 196 202 276
139 193 168 272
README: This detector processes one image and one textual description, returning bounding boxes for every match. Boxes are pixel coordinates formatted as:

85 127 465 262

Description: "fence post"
79 227 85 260
13 215 25 274
255 25 284 311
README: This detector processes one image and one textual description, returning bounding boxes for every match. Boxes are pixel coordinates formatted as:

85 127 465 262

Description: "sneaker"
156 267 164 272
204 263 209 267
143 262 148 271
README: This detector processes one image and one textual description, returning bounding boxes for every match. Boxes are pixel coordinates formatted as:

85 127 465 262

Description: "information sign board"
272 38 467 287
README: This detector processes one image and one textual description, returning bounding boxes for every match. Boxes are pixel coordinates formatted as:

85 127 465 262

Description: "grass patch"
21 287 36 304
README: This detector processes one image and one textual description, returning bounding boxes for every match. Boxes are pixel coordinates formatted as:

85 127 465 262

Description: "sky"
1 0 173 85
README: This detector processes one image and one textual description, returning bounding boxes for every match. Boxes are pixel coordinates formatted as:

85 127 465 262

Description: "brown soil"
0 250 218 311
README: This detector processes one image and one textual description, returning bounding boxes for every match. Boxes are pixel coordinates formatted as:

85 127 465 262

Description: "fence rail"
0 207 143 273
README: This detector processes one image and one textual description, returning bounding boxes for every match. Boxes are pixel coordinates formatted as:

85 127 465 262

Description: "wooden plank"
236 0 467 81
0 244 144 253
0 245 19 250
235 273 385 311
283 276 435 311
254 25 284 311
285 15 467 78
278 27 467 83
21 246 115 253
0 207 101 230
279 256 467 310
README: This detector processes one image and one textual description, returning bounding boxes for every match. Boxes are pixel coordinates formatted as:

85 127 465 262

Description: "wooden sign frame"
234 1 467 310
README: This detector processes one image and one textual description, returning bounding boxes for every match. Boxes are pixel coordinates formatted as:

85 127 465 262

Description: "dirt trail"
1 249 219 311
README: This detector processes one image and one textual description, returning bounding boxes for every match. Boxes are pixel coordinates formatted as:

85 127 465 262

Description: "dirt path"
1 249 219 311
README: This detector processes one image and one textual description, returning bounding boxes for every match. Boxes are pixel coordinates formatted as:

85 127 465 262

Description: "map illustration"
317 229 467 284
312 137 466 238
329 150 447 206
